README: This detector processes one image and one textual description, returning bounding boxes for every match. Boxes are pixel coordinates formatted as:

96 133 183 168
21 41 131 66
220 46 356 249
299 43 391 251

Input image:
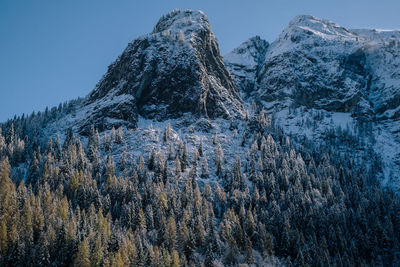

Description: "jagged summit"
285 14 357 41
255 14 367 114
255 14 400 119
152 9 209 35
81 9 244 134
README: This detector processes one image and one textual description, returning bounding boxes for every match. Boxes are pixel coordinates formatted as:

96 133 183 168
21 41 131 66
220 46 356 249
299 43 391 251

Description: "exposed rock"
251 15 400 121
80 9 244 134
224 36 269 94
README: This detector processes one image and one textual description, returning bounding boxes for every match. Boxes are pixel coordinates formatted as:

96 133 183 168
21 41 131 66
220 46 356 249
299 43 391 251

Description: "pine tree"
163 123 171 143
88 127 100 162
179 30 185 44
148 147 156 170
192 147 199 165
74 239 91 267
164 216 177 250
181 142 188 170
201 156 210 178
0 159 13 223
0 128 5 154
63 127 74 149
198 139 204 157
212 128 217 145
0 220 7 256
6 123 14 145
111 127 116 143
232 156 242 189
137 208 147 234
175 156 181 177
27 148 40 186
168 142 175 160
111 251 124 267
116 126 124 144
215 143 223 177
171 249 180 267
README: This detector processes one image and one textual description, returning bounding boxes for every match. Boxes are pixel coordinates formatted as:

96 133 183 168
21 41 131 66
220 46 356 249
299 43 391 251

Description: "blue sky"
1 0 399 122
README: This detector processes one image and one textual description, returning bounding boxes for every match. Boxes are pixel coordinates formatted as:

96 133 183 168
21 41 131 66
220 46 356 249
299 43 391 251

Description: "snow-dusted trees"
163 123 171 143
87 127 101 177
179 30 185 44
212 128 218 145
180 142 188 170
215 142 223 177
73 239 90 267
0 104 400 267
116 126 124 144
201 156 210 178
175 156 181 177
198 139 203 157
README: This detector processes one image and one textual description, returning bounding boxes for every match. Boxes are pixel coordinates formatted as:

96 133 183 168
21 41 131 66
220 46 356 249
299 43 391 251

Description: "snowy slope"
225 15 400 191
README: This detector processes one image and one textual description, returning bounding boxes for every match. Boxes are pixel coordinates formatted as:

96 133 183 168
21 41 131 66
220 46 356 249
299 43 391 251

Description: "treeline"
0 109 399 266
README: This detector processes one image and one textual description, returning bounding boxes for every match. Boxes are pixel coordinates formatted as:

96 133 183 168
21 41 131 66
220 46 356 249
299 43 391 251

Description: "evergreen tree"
215 143 223 177
73 239 91 267
201 156 210 178
181 142 188 170
198 139 204 157
116 126 124 144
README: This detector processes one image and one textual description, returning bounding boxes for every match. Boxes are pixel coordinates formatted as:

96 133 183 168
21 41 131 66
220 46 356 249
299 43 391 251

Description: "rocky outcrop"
224 36 269 95
79 9 244 134
247 15 400 121
255 15 367 114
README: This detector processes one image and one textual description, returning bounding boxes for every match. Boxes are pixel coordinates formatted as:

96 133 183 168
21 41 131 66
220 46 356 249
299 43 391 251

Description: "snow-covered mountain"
2 10 400 266
79 9 244 135
225 14 400 190
7 11 398 191
1 10 397 191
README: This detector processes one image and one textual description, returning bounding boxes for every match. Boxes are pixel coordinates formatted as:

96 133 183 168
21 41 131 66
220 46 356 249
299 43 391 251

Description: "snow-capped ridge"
152 9 210 36
224 36 269 67
351 28 400 43
286 14 357 41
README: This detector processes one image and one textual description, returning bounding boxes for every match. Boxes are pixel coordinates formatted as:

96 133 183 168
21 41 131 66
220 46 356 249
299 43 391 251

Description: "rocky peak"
285 15 357 41
152 9 210 35
255 14 371 115
80 9 244 135
254 14 400 121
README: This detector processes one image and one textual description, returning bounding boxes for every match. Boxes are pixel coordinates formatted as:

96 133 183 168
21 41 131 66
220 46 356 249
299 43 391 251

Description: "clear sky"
1 0 399 122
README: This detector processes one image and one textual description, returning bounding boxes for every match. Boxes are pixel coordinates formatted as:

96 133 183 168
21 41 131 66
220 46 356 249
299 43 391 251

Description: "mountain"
225 14 400 190
1 10 400 267
226 15 400 118
80 9 244 135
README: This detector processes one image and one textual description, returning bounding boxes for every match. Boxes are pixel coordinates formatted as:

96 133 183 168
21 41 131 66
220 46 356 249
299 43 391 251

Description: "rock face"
351 29 400 120
257 15 371 116
224 36 269 95
80 9 244 134
226 15 400 121
225 14 400 190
